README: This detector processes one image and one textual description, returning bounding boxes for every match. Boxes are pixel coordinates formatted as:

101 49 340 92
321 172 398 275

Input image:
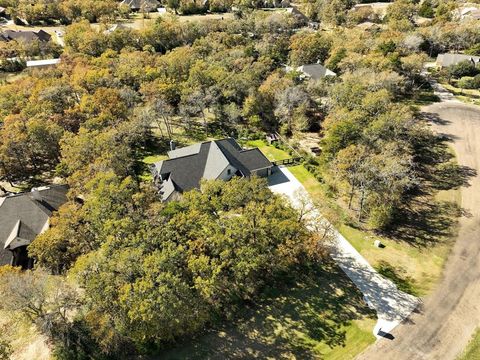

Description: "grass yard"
458 328 480 360
124 12 234 30
245 139 292 162
441 83 480 106
155 264 376 360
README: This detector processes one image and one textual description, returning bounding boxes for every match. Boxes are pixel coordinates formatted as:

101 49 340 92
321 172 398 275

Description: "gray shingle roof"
0 30 51 43
0 185 68 265
153 138 272 200
120 0 160 11
436 53 480 68
297 64 336 80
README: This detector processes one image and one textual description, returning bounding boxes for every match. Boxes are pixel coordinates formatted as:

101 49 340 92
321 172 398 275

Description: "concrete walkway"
268 166 420 338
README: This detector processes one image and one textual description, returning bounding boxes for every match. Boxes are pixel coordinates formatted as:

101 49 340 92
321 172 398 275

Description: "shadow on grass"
388 122 477 247
390 199 462 248
375 261 418 296
152 263 376 360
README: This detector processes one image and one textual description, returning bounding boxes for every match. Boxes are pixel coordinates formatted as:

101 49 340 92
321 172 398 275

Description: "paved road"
268 167 419 338
357 100 480 359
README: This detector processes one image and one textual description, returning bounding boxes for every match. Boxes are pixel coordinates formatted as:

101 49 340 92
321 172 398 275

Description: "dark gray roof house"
0 29 52 43
152 138 273 201
120 0 160 12
286 63 336 80
0 185 68 268
436 53 480 68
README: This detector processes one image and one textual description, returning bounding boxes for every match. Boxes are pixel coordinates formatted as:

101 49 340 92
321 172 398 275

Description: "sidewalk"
268 166 420 338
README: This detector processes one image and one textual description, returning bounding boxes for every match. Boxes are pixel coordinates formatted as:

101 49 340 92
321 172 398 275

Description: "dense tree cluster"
0 0 119 24
26 175 319 356
0 1 478 356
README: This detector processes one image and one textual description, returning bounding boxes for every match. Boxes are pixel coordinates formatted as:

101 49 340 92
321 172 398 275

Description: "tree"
289 32 332 66
448 60 479 79
274 86 314 134
66 177 318 353
418 0 435 18
0 267 81 349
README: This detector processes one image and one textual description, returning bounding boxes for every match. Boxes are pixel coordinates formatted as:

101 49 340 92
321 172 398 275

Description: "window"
227 169 231 175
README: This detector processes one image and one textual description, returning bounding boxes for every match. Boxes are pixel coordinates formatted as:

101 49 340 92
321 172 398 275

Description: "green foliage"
375 261 418 296
418 0 435 18
0 338 11 360
457 75 480 90
66 177 316 354
466 44 480 56
449 61 480 79
378 40 397 56
289 32 332 66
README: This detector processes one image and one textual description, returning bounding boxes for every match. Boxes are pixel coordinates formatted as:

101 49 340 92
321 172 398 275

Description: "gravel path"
357 99 480 359
268 167 419 339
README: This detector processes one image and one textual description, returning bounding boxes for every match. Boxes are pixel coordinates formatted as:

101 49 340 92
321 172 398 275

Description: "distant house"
0 29 51 43
0 185 68 269
352 2 390 19
152 138 274 202
120 0 160 12
436 53 480 68
286 63 336 81
26 58 61 68
459 6 480 20
285 6 309 24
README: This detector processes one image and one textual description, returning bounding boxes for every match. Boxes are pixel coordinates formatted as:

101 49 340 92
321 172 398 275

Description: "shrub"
449 60 479 79
457 75 480 89
367 204 394 230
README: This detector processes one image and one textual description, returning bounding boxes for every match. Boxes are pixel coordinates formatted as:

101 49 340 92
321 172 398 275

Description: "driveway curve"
357 101 480 360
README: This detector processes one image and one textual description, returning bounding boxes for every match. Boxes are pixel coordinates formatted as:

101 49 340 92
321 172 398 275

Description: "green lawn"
458 328 480 360
142 154 168 164
245 139 291 162
156 264 376 360
441 83 480 106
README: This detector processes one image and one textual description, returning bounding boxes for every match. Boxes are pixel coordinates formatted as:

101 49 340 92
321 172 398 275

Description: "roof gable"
0 185 68 265
153 138 273 200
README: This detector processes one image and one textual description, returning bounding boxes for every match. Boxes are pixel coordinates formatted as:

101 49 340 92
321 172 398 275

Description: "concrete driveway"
268 167 420 338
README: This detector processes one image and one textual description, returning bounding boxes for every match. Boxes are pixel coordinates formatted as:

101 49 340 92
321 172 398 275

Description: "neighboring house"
352 2 390 19
0 185 68 269
152 138 274 202
459 6 480 20
26 58 60 68
286 63 336 81
285 6 309 24
120 0 160 12
0 29 51 43
436 53 480 68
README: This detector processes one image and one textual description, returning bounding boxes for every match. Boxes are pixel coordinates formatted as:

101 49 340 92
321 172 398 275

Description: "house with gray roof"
0 29 51 43
286 63 336 81
152 138 274 201
0 185 68 268
436 53 480 68
120 0 160 12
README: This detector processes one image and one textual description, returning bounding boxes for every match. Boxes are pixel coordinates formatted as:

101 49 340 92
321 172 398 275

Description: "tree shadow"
389 199 462 248
410 130 477 194
152 263 376 360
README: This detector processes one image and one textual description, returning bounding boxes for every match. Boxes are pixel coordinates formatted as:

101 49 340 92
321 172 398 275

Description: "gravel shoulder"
357 101 480 360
